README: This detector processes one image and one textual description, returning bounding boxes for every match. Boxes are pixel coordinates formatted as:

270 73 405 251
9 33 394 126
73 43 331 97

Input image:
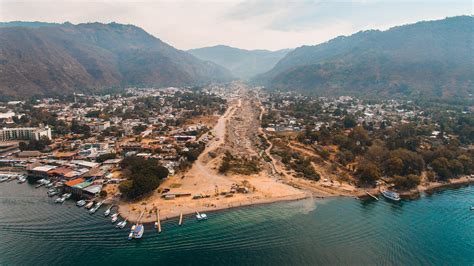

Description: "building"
0 127 52 141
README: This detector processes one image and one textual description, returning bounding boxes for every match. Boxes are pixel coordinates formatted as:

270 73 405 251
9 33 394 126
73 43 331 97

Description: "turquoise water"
0 181 473 265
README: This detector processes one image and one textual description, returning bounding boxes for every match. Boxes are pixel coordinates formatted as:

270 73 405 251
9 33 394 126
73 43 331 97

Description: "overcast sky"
0 0 471 50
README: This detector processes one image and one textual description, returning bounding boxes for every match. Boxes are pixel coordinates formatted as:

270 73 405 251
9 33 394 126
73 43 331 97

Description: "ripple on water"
0 182 473 265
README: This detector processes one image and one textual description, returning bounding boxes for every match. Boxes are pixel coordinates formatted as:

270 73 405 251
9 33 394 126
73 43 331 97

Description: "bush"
393 174 421 190
96 153 117 163
119 156 169 199
356 162 381 185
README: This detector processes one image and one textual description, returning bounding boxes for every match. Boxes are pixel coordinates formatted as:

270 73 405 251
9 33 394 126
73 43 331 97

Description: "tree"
393 174 421 190
343 116 357 128
383 149 425 176
18 136 51 151
119 156 169 199
431 157 451 180
356 162 381 185
448 159 464 176
96 153 117 163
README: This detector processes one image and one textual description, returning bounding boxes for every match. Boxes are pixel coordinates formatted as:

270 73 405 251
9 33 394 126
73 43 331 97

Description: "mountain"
257 16 474 99
188 45 290 80
0 22 232 98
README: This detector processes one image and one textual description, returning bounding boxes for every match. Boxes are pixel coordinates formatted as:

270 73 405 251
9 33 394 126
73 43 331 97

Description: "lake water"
0 181 473 265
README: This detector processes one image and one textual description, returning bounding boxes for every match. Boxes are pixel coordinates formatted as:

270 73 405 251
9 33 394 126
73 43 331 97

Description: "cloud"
0 0 471 50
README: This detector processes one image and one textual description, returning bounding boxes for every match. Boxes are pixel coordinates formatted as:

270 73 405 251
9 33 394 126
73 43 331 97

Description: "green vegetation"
118 156 169 199
96 153 117 163
219 152 260 175
19 136 51 151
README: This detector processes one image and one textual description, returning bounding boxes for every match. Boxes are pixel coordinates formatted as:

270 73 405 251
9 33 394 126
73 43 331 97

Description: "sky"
0 0 471 50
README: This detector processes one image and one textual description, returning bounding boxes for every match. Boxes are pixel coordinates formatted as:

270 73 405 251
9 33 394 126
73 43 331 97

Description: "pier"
155 208 162 233
366 191 379 201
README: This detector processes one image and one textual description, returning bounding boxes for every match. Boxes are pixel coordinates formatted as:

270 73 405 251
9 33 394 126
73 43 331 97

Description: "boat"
47 189 59 197
45 182 53 188
17 176 27 183
116 219 127 229
55 197 66 204
104 208 111 217
85 201 94 209
95 201 104 208
111 213 118 223
470 206 474 211
76 200 86 207
62 193 72 199
35 180 47 188
196 211 208 221
89 201 104 214
381 190 401 201
128 224 144 240
0 176 9 183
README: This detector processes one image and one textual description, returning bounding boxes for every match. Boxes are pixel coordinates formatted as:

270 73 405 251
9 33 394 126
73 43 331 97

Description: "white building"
0 126 52 141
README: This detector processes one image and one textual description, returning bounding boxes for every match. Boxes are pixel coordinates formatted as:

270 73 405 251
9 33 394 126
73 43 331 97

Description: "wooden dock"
366 191 379 201
179 212 183 226
156 209 162 233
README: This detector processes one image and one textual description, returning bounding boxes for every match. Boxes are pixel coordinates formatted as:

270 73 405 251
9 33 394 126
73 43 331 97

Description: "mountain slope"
188 45 290 80
0 22 232 98
257 16 474 99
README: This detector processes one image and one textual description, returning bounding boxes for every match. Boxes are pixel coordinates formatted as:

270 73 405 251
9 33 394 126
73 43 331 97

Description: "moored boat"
111 213 118 223
381 190 401 201
76 200 86 207
128 224 144 240
104 208 111 217
116 219 127 229
17 176 27 183
196 211 208 221
47 189 59 197
55 197 66 204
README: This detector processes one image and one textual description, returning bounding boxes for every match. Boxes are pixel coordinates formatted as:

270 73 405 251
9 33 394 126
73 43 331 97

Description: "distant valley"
188 45 290 80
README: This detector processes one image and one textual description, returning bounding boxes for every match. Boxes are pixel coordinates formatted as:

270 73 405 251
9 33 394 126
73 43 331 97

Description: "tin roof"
65 178 85 187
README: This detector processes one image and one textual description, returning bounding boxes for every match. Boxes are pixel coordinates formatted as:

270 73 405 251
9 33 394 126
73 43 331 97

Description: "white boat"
128 224 144 240
55 197 66 204
470 206 474 211
381 190 401 201
47 190 59 197
95 201 104 208
196 211 208 221
89 206 99 214
85 201 94 209
17 176 27 183
76 200 86 207
0 176 8 183
111 213 118 223
116 220 127 229
104 208 111 217
62 193 72 199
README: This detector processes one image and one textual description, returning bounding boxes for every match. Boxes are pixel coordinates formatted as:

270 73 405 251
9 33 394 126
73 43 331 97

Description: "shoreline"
356 175 474 200
117 192 310 224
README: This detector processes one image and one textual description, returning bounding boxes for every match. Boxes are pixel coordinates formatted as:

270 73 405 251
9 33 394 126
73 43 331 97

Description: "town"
0 84 472 226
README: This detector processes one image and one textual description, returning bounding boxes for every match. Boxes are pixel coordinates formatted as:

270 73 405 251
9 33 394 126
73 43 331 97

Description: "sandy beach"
118 85 310 223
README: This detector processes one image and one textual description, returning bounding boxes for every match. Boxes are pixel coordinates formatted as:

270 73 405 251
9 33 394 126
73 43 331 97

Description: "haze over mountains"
0 16 472 99
0 22 232 98
188 45 290 80
256 16 473 99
